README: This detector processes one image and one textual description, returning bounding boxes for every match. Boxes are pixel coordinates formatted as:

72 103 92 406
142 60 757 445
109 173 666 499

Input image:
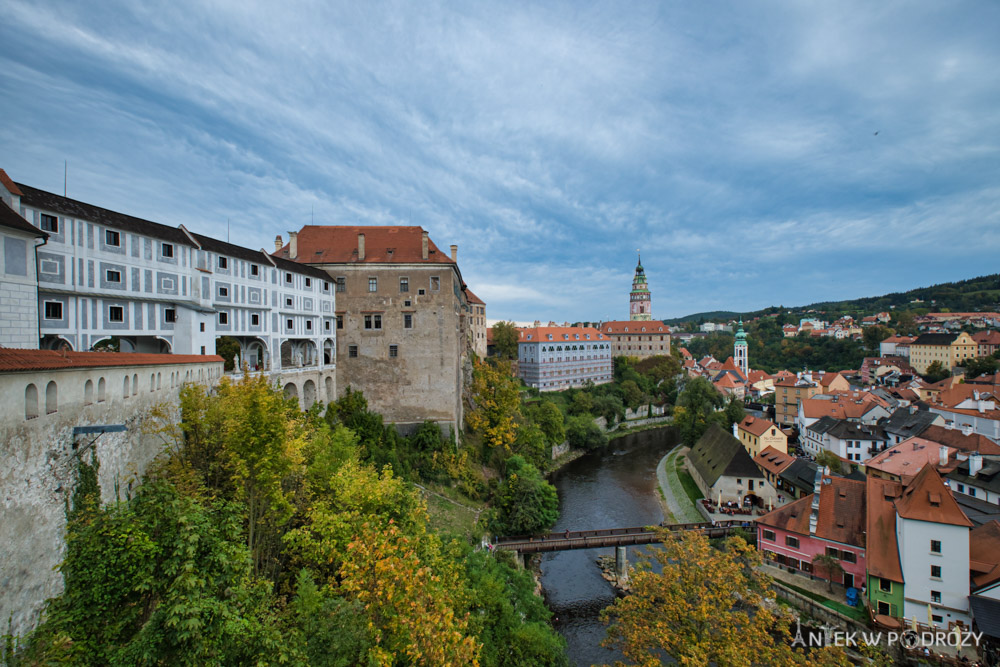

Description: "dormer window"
526 335 532 340
547 334 553 340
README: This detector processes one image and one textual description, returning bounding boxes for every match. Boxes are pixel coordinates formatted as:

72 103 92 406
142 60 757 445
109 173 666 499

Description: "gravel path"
656 447 704 524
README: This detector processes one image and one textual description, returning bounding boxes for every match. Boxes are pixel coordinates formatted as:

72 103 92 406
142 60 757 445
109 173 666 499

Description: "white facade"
930 406 1000 444
0 187 45 349
897 517 971 628
2 179 335 374
517 327 613 391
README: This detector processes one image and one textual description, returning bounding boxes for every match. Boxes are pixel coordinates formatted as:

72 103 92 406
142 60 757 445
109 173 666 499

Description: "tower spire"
629 251 652 321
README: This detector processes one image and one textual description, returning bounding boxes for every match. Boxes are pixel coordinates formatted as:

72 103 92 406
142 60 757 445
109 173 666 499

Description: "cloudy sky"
2 1 998 322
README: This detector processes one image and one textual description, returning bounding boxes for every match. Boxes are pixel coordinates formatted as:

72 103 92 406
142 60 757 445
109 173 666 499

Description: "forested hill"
665 273 1000 324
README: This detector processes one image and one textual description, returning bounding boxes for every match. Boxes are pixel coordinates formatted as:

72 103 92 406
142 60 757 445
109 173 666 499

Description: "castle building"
629 253 651 321
516 326 613 391
274 226 477 434
600 320 671 359
734 319 748 378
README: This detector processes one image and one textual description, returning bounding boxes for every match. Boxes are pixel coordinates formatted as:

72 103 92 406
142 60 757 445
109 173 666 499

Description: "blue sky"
2 1 999 322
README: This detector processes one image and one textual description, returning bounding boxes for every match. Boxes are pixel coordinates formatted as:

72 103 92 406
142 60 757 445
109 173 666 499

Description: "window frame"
43 301 63 320
105 229 121 247
40 213 58 233
161 243 174 258
218 256 228 269
399 276 409 293
348 345 358 358
218 311 229 325
368 277 378 292
108 305 125 322
389 344 398 358
164 308 176 323
106 269 122 283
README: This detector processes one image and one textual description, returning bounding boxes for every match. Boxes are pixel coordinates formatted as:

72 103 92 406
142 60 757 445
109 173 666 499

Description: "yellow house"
773 372 849 426
738 415 788 457
909 332 977 374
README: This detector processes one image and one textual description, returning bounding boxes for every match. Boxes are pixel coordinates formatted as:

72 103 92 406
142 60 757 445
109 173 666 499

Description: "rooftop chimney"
450 244 457 262
421 231 429 260
939 445 949 467
288 231 298 260
358 233 366 261
962 424 974 436
274 235 283 254
970 452 983 476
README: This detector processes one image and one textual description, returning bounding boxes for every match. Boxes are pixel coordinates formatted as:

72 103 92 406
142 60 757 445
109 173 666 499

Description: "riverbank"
656 447 704 524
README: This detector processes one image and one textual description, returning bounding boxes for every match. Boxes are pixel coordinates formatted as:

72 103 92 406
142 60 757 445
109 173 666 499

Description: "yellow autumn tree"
339 520 481 666
466 358 521 452
601 531 848 667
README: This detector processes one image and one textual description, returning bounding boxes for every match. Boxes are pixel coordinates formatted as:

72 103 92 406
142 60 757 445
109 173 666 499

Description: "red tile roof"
518 327 608 342
0 348 223 372
0 200 46 237
274 226 455 265
866 476 903 582
0 168 23 196
864 437 957 484
894 464 972 527
920 425 1000 456
970 521 1000 590
601 320 668 334
740 415 780 437
465 289 484 305
753 446 795 476
757 476 866 547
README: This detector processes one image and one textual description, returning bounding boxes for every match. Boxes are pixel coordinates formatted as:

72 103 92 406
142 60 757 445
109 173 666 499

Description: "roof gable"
687 424 763 488
275 225 455 265
895 464 973 527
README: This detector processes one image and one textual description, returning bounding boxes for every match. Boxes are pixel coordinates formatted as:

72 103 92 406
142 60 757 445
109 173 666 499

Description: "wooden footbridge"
494 520 754 555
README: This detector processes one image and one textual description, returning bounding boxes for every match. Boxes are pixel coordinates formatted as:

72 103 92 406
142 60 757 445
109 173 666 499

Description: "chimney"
962 424 974 436
421 231 429 260
732 421 739 438
909 405 917 415
274 235 283 253
809 467 825 536
939 445 949 467
358 233 365 261
288 231 298 260
970 452 983 476
450 244 457 262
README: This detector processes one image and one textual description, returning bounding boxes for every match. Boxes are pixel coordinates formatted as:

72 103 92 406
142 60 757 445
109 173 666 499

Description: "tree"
961 353 1000 380
812 553 845 594
863 325 893 354
815 450 845 474
924 360 950 383
564 414 608 451
601 531 848 666
672 377 726 447
620 379 643 410
215 335 242 371
492 321 519 360
487 456 559 535
527 400 566 448
467 359 521 453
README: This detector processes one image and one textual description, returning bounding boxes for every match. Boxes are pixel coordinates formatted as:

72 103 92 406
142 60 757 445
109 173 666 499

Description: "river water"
541 426 680 666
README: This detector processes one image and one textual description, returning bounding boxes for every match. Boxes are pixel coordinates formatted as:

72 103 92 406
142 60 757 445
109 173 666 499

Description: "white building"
1 171 335 375
517 326 613 391
0 175 47 348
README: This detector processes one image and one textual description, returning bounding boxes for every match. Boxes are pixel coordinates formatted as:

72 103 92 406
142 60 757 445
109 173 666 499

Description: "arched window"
25 384 39 419
132 374 138 395
157 372 162 390
45 381 58 414
150 373 156 392
123 376 130 398
84 379 94 405
97 377 106 402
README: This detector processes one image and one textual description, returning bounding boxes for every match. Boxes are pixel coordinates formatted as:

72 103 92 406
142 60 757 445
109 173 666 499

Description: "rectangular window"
305 277 311 288
337 315 343 329
841 550 856 564
286 318 294 330
336 277 346 292
418 288 425 295
250 313 259 326
286 297 293 307
877 601 891 616
879 578 892 593
218 256 227 269
251 264 259 276
200 346 206 355
218 286 228 297
348 345 358 358
931 591 941 603
931 565 942 579
368 277 377 292
323 281 330 291
762 529 775 542
400 277 409 293
105 230 121 246
389 344 398 358
44 301 63 320
364 314 372 329
219 312 229 325
932 614 943 624
930 540 941 554
40 213 58 233
430 276 440 291
164 308 176 323
109 306 124 322
785 536 799 548
161 243 174 258
285 272 293 284
305 320 313 331
325 320 331 331
404 313 413 329
106 269 122 283
826 546 839 559
200 322 205 332
374 314 382 329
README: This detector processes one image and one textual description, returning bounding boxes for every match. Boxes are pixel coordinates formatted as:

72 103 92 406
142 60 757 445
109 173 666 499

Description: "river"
541 426 680 666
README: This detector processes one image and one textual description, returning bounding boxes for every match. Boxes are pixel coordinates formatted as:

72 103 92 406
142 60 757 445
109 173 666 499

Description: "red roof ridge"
0 168 23 196
0 348 224 372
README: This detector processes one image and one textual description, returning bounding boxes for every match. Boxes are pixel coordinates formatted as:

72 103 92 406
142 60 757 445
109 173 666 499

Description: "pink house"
756 475 868 590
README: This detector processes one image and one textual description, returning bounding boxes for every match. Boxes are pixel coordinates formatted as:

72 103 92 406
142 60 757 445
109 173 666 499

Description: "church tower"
734 318 748 378
629 253 652 321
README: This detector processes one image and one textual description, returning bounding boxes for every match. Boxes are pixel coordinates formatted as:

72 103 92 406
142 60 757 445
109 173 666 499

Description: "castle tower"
734 318 748 378
629 252 652 321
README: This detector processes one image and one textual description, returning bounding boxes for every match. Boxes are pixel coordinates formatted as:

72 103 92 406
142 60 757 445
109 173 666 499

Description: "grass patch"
422 488 483 539
781 581 868 622
675 457 704 505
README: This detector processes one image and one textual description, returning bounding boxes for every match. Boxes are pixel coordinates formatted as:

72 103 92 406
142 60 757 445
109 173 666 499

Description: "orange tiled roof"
740 415 780 437
518 327 608 342
894 465 972 527
921 425 1000 456
754 446 795 476
465 289 485 305
867 476 903 582
0 348 223 372
275 226 455 265
0 168 23 196
601 320 668 334
757 476 866 547
970 521 1000 589
864 437 957 484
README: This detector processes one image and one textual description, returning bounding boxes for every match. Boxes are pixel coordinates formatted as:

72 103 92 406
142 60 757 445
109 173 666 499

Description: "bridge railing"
494 519 752 545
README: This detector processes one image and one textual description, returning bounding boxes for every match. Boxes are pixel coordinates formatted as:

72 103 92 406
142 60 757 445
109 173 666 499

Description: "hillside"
668 273 1000 324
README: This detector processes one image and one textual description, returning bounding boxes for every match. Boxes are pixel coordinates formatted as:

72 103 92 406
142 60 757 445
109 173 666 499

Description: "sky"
1 1 999 323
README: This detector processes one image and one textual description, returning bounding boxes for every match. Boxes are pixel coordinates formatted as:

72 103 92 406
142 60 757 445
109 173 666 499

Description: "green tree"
564 414 608 451
815 449 845 473
215 335 242 371
812 553 845 594
961 353 1000 380
620 379 643 410
487 456 559 535
567 390 595 416
672 377 725 447
492 321 519 360
527 400 566 447
467 359 522 453
863 325 893 354
924 360 951 383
